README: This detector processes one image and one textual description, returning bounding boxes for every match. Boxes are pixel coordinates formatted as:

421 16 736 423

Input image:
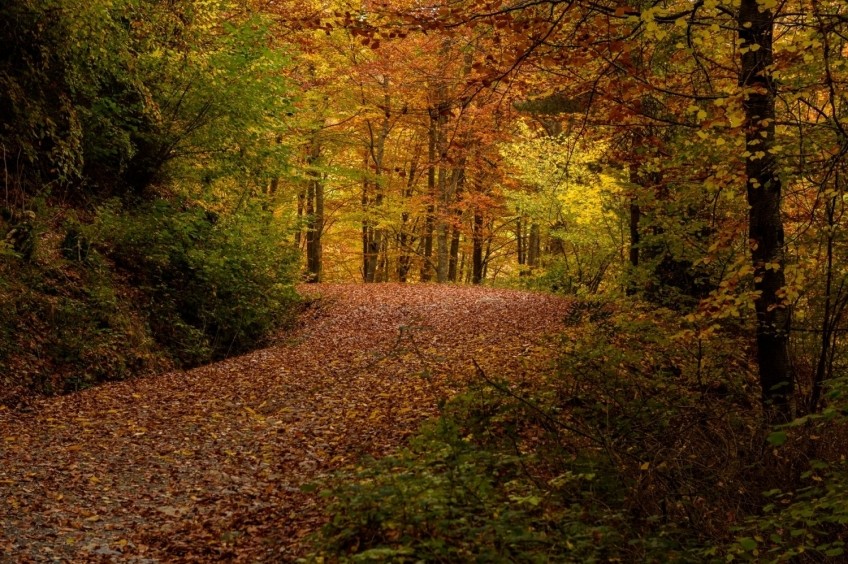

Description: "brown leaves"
0 283 569 561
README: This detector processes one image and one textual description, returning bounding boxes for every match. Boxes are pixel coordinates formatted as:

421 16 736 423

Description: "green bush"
727 378 848 562
517 256 614 297
94 199 299 365
0 226 162 395
313 300 764 562
318 417 634 563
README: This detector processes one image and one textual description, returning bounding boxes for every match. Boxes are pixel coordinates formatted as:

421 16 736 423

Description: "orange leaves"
0 283 569 561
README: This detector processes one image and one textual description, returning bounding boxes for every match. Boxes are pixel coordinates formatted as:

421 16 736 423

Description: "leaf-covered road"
1 284 570 562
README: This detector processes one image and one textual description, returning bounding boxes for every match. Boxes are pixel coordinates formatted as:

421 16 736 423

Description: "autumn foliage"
2 0 848 560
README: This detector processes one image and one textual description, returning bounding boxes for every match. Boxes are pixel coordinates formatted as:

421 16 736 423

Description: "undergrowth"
312 299 848 562
0 198 300 400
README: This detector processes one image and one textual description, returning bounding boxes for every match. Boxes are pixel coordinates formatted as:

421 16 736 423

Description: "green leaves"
766 430 787 446
96 198 299 365
738 537 758 551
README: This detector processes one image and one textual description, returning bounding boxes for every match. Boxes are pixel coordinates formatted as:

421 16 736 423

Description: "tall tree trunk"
435 101 450 283
421 108 437 282
739 0 793 422
528 223 540 267
304 140 323 282
472 208 484 284
373 84 391 283
458 251 466 284
362 150 374 282
448 226 461 282
628 162 641 270
362 79 392 283
809 192 837 414
398 145 420 283
295 188 305 248
516 215 525 265
447 165 465 282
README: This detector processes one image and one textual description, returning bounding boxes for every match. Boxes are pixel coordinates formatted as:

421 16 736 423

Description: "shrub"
313 299 767 562
94 199 299 365
318 417 634 563
0 218 162 395
728 378 848 562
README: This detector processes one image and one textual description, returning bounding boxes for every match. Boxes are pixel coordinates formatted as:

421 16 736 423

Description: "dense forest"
1 0 847 560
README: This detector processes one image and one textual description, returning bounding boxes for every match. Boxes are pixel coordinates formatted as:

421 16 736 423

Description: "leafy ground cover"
0 283 570 562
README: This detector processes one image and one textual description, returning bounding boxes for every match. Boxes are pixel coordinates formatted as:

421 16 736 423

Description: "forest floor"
0 283 570 562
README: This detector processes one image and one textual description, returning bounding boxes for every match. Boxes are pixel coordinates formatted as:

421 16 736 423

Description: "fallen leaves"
0 283 570 561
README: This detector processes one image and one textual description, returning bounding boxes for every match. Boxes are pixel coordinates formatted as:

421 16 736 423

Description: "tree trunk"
448 226 461 282
516 215 525 265
421 108 437 282
305 140 323 282
435 102 450 283
362 79 392 283
362 149 375 282
398 147 420 283
528 223 540 267
295 188 305 249
739 0 793 422
628 163 641 270
472 209 484 284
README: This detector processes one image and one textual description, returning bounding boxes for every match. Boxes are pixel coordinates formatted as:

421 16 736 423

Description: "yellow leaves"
727 110 745 129
244 406 266 423
688 105 708 122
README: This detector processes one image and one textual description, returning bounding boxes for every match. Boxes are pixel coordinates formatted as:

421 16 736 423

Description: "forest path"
0 284 570 562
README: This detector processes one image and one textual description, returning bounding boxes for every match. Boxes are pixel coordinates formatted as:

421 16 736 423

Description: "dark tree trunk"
421 108 437 282
295 188 305 248
398 149 420 283
809 194 837 414
435 103 450 283
516 215 525 265
447 167 465 282
448 226 461 282
528 223 540 267
628 199 640 267
739 0 793 422
472 209 484 284
361 78 391 283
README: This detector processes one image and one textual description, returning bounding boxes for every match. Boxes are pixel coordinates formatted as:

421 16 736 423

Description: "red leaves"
0 284 569 561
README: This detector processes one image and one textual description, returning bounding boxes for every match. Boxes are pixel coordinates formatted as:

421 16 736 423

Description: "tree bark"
448 225 461 281
516 215 525 265
472 208 484 284
362 78 392 283
398 146 420 283
435 101 450 283
420 108 437 282
528 223 540 267
739 0 793 422
628 162 641 270
304 140 323 282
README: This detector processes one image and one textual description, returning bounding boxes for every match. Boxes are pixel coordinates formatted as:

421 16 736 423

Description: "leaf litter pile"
1 284 570 562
